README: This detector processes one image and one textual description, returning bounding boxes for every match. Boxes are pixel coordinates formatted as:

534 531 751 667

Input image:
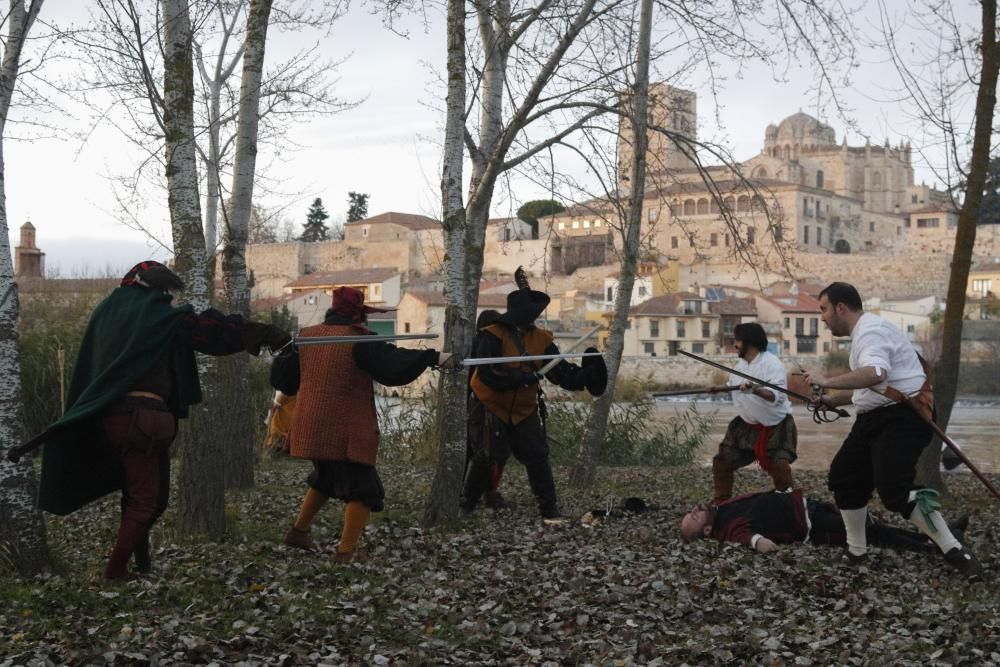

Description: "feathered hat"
505 266 550 326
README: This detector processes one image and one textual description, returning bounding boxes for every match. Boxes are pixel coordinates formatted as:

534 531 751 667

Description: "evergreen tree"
517 199 565 239
978 157 1000 225
347 191 370 222
300 198 330 241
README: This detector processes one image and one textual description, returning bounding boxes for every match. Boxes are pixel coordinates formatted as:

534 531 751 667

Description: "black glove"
243 322 292 356
582 347 608 396
517 368 540 387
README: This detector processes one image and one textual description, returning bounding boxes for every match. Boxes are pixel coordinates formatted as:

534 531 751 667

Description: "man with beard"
706 322 797 505
802 282 982 580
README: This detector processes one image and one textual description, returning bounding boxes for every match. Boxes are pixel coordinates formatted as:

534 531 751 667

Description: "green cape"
38 286 202 515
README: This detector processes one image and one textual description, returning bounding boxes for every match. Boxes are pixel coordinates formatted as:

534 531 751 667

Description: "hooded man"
462 267 607 524
271 286 454 562
706 322 797 505
24 261 290 580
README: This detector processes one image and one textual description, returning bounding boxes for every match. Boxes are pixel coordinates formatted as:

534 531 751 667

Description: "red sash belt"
751 423 774 471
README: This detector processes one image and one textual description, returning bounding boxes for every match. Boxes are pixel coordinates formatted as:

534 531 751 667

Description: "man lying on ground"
680 488 967 557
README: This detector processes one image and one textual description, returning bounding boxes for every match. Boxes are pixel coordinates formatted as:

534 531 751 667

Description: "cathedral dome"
775 112 836 145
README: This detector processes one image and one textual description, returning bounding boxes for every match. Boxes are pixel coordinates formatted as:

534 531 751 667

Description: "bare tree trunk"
422 0 468 527
569 0 653 488
222 0 273 489
162 0 225 538
916 0 998 489
0 0 49 576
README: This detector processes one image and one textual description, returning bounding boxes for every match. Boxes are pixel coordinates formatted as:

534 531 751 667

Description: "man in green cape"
12 261 289 579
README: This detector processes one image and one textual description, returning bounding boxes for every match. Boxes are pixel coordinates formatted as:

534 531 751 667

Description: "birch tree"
219 0 274 488
421 0 630 525
877 0 1000 488
0 0 49 575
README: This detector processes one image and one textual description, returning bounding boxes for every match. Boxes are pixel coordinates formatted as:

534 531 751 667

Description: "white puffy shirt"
728 351 791 426
849 312 927 413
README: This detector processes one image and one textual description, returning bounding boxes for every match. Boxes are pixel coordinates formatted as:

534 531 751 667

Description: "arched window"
696 198 709 215
737 195 751 212
816 170 824 189
751 195 765 212
873 171 883 190
783 145 791 159
683 199 696 215
724 196 736 212
746 228 756 245
710 198 720 214
753 166 768 179
834 239 851 254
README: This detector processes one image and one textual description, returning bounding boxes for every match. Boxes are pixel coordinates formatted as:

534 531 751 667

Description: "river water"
651 397 1000 473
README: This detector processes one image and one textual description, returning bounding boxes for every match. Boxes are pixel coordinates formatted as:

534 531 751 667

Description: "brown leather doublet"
287 324 379 465
469 324 554 425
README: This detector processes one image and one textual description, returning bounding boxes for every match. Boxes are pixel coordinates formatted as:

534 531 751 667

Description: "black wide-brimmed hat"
506 288 550 326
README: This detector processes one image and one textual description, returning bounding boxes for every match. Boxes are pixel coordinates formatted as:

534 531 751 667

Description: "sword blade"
293 333 439 346
537 325 603 375
675 349 812 402
651 386 738 397
461 352 603 367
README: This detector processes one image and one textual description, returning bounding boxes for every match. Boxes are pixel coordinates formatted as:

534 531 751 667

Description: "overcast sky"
4 1 980 276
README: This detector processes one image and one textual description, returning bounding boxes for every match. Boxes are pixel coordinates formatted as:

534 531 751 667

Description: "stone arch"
683 199 696 215
753 166 768 178
834 239 851 254
696 198 709 215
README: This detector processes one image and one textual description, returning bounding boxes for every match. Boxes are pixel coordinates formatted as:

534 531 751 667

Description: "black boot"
133 535 152 574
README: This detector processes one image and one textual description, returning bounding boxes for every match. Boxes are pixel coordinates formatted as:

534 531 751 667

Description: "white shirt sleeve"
853 326 891 377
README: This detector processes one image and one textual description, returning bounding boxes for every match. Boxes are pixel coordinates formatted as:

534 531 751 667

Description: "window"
747 228 755 245
682 300 702 314
572 220 580 229
803 226 810 244
783 340 790 351
737 196 750 212
671 236 678 249
558 222 566 230
725 233 730 247
710 233 718 247
647 208 658 222
869 222 875 233
638 285 648 297
774 225 783 241
702 321 711 338
911 194 918 204
697 199 709 215
404 322 411 333
916 218 939 228
607 286 614 301
784 317 790 329
795 317 804 335
644 342 655 356
803 198 811 217
817 228 822 245
823 342 830 352
815 201 821 218
504 228 511 241
692 343 705 354
372 284 382 299
582 220 591 228
676 320 686 338
816 170 824 189
972 279 993 296
684 199 696 215
689 236 695 248
306 295 317 305
797 337 817 354
650 319 659 337
668 341 679 356
594 219 602 227
873 172 883 190
904 219 911 228
810 317 818 336
362 226 369 237
906 324 916 334
897 226 901 236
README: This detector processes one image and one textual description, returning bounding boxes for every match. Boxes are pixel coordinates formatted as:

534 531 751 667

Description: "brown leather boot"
768 461 794 493
712 457 735 505
284 526 319 552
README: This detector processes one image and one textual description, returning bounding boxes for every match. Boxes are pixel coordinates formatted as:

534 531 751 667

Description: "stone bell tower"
15 221 45 279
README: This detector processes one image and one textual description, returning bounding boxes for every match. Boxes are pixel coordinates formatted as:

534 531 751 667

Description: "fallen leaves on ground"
2 463 998 666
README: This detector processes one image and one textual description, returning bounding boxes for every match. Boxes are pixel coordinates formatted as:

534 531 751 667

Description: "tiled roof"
629 293 706 317
344 211 440 230
285 267 398 289
405 289 509 308
758 292 822 313
970 258 1000 273
709 296 757 316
